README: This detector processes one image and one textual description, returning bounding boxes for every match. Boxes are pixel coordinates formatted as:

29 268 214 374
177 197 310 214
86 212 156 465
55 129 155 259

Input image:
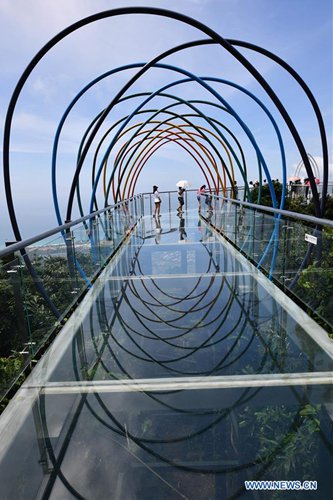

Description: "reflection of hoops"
95 245 252 373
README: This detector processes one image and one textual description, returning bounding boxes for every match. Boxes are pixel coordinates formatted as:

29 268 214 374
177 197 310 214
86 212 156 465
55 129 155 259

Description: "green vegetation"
247 184 333 333
295 227 333 325
0 356 25 413
0 254 91 408
239 402 321 480
251 181 333 220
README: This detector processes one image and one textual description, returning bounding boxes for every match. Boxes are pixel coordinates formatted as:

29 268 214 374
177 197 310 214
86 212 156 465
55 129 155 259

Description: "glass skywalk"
0 210 332 499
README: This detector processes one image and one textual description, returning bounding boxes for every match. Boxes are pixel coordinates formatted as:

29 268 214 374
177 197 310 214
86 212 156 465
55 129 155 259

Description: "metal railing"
200 193 333 334
1 189 332 406
0 195 144 404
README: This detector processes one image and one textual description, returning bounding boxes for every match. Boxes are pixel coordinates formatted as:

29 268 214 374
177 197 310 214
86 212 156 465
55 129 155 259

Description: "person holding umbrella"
176 180 190 213
177 186 185 213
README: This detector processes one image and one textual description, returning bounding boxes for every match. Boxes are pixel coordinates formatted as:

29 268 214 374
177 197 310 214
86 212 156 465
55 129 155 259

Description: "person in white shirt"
153 185 161 217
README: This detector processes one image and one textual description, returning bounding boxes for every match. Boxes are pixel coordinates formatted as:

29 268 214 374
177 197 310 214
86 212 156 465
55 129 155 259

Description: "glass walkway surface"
0 210 332 499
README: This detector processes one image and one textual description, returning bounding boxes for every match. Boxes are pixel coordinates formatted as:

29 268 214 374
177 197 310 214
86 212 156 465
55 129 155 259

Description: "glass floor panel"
110 244 226 277
0 211 332 499
133 217 221 246
0 386 332 499
44 273 332 382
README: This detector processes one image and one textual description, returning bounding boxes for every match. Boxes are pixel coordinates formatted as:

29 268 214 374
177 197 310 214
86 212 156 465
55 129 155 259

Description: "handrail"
209 194 333 228
0 195 140 259
142 189 333 227
1 190 332 260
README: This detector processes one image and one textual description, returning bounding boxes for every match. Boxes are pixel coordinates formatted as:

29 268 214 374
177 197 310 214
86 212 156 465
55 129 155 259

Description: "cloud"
0 110 95 155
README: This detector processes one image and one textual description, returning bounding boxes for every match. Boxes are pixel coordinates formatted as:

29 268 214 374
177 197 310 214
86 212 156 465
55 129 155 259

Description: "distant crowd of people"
247 177 317 200
288 178 315 199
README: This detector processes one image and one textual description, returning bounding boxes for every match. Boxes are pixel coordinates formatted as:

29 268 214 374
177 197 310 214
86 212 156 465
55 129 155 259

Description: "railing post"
141 194 144 218
64 222 77 290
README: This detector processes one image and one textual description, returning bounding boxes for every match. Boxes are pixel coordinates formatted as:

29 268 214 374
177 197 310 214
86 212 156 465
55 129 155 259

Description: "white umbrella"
176 180 191 188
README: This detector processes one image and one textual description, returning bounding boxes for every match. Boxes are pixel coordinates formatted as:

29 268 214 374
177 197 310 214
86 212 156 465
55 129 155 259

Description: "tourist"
153 185 161 217
233 180 238 199
205 191 213 211
304 178 310 199
197 184 206 209
177 186 185 213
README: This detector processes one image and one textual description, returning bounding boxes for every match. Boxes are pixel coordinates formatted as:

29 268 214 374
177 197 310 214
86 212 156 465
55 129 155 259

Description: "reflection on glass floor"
0 210 332 499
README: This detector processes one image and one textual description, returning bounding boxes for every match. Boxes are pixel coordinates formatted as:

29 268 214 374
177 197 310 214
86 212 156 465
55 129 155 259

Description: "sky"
0 0 332 244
